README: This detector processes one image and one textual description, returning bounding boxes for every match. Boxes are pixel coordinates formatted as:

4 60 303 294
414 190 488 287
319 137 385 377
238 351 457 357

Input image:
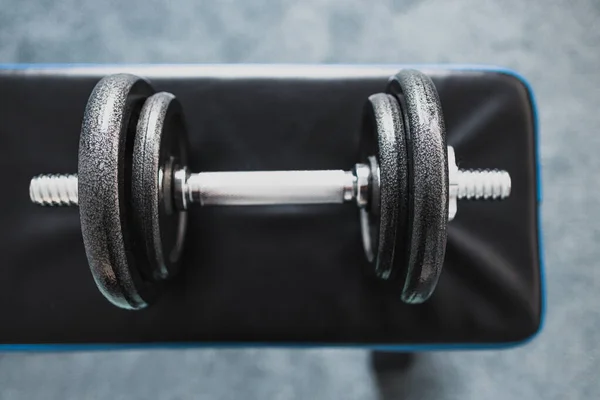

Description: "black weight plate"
387 69 448 304
359 93 407 280
133 92 189 282
78 74 157 310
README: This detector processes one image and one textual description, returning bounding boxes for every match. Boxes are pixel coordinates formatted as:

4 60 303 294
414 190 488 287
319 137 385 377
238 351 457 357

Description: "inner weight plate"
359 93 407 280
78 74 158 310
133 92 189 283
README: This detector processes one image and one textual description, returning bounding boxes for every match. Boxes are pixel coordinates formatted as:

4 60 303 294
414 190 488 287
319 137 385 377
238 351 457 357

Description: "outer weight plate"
133 92 189 282
359 93 407 280
78 74 157 310
387 69 448 304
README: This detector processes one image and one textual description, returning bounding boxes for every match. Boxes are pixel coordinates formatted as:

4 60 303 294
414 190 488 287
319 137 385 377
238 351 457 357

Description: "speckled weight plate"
78 74 158 310
132 92 189 284
387 69 449 304
359 93 407 281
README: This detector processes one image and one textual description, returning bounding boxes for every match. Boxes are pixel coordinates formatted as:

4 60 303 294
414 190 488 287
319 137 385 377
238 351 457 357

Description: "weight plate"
78 74 157 310
133 92 189 282
387 69 448 304
359 93 407 280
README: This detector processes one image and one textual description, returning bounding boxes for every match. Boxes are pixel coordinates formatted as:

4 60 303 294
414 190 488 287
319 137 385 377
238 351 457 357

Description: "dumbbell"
29 70 511 310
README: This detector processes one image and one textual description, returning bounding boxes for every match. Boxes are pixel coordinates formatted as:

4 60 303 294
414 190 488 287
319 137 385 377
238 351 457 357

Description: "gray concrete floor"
1 0 599 398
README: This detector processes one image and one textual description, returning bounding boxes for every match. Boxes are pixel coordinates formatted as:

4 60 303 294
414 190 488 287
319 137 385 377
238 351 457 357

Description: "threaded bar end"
30 174 78 206
457 169 511 200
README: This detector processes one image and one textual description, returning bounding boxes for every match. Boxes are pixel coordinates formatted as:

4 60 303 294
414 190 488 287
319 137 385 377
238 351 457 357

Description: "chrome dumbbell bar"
29 146 510 221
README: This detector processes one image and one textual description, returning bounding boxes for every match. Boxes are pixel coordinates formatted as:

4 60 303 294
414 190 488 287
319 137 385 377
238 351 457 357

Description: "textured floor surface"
1 0 599 399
